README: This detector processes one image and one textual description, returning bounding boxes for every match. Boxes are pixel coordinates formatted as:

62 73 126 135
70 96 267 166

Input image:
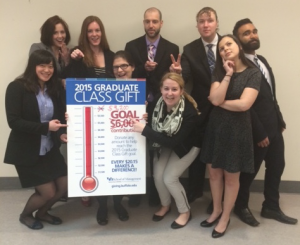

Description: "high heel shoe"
212 219 230 238
152 208 171 222
200 213 222 227
171 212 192 229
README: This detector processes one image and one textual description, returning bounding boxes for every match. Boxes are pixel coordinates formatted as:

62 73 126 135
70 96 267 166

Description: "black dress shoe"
206 201 213 215
97 207 108 226
128 195 142 208
261 207 298 225
234 207 260 227
200 213 222 227
152 208 171 222
35 212 62 225
171 212 192 229
114 204 129 221
212 219 230 238
187 191 203 203
19 215 43 230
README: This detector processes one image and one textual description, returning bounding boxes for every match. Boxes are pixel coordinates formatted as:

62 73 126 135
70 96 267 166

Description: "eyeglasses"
113 64 130 71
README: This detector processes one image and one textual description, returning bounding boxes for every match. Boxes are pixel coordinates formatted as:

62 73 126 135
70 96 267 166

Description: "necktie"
254 56 268 81
207 44 215 74
148 44 155 62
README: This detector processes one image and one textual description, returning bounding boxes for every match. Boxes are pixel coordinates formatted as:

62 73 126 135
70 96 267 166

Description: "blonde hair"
160 73 199 114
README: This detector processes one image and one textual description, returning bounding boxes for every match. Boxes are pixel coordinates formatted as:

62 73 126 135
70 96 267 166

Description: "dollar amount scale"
66 78 146 197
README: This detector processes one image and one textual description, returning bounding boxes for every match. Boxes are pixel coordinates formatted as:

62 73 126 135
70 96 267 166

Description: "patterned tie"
148 44 155 62
254 56 268 81
207 44 215 74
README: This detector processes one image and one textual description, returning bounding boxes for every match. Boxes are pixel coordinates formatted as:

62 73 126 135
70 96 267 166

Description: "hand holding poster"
66 78 146 197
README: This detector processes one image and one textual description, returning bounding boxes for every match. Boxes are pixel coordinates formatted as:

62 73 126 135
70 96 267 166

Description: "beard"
145 28 160 39
241 39 260 52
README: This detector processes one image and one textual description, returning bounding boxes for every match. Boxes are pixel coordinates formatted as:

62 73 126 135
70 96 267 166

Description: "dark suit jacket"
250 55 286 143
4 80 65 166
142 97 198 158
62 48 115 78
181 35 221 113
181 35 221 137
125 35 179 97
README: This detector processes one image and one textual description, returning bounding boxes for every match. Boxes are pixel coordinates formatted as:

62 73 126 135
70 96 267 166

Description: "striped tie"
207 44 215 74
148 44 155 62
254 56 268 81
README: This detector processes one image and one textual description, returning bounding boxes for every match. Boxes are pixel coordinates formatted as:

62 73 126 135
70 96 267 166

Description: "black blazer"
125 35 179 97
63 48 115 78
4 80 65 166
250 55 286 143
142 98 198 158
181 35 221 113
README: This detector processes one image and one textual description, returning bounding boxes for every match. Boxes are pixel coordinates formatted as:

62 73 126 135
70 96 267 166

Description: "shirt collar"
201 34 218 47
146 35 160 48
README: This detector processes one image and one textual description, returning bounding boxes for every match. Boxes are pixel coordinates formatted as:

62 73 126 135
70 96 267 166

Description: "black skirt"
15 147 67 188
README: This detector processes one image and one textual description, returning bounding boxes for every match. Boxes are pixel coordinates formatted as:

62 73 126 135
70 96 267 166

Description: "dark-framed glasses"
113 64 130 71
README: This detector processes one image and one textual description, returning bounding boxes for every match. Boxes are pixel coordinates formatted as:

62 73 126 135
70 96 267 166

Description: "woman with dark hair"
92 50 136 225
29 15 71 76
63 15 114 79
63 16 117 224
4 50 68 230
199 34 261 238
131 73 201 229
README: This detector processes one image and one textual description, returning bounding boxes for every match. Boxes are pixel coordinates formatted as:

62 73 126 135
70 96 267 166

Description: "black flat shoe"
200 213 222 227
152 208 171 222
187 191 203 203
114 204 129 221
97 207 108 226
35 213 62 225
261 207 298 225
171 212 192 229
234 207 260 227
19 215 43 230
212 219 230 238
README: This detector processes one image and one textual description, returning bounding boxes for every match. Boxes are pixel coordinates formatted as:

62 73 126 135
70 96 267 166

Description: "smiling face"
143 10 163 42
218 36 241 61
160 78 183 111
52 23 66 48
87 21 101 47
237 23 260 54
36 62 54 85
113 57 135 79
197 11 218 43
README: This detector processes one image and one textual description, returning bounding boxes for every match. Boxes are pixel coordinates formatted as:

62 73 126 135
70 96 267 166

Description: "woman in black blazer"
4 50 68 230
132 73 200 229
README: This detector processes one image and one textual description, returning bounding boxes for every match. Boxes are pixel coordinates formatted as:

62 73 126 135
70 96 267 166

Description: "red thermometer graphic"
80 107 98 192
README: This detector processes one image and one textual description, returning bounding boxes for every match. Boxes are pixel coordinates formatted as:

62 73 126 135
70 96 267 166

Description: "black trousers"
235 131 285 210
97 195 123 208
187 152 206 194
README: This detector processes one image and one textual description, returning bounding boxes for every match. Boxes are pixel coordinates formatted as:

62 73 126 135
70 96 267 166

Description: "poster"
66 78 146 197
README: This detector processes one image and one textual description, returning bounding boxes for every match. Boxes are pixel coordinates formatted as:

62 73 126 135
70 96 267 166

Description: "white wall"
1 0 299 181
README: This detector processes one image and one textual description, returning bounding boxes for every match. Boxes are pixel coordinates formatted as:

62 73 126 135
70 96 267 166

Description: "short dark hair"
232 18 253 37
114 50 135 67
20 50 60 97
40 15 71 46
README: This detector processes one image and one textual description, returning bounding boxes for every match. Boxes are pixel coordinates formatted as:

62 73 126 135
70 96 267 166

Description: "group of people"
4 5 297 239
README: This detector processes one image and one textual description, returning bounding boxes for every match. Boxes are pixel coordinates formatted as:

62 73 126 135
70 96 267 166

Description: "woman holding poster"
4 50 68 230
131 73 200 229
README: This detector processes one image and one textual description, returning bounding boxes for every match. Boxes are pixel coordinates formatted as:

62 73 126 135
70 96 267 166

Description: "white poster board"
66 78 146 197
